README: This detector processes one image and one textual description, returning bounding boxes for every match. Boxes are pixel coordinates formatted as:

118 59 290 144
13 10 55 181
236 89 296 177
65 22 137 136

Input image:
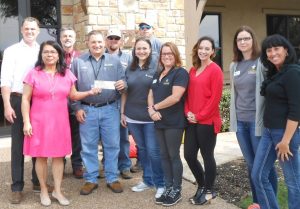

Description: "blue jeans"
252 128 300 209
127 122 164 188
118 126 132 171
80 103 120 184
236 121 278 203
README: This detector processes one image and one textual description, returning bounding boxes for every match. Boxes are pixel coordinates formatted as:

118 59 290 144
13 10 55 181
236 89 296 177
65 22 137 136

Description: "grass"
239 180 288 209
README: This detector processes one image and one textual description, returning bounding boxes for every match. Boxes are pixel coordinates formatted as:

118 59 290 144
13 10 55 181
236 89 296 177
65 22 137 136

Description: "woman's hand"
88 87 101 96
187 111 197 123
23 121 33 137
275 141 293 161
120 113 127 127
150 111 162 121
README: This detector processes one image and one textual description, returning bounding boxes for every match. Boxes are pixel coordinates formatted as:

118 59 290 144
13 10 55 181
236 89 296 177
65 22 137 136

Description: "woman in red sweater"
184 36 223 205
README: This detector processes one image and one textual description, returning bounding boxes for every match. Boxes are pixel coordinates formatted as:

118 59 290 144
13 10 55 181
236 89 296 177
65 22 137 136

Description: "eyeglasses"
107 36 121 41
139 25 152 30
42 50 58 55
236 37 252 43
161 52 174 57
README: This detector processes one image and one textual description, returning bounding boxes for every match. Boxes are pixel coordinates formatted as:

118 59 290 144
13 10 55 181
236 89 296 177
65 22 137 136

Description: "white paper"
94 80 116 90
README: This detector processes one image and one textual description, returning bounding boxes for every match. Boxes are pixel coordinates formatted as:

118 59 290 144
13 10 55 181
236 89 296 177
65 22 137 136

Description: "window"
267 15 300 59
199 13 223 68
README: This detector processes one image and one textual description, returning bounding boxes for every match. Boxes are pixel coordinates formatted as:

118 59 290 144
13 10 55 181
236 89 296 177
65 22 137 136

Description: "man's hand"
4 105 16 123
76 109 86 123
115 80 126 91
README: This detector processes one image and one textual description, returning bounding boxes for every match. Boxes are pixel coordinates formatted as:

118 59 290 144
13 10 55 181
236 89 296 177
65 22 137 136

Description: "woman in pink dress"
21 41 99 206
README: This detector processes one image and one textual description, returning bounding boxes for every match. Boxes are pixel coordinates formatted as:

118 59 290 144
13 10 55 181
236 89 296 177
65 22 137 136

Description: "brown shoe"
33 184 54 193
10 191 23 204
73 167 84 179
107 181 123 193
120 170 132 179
80 182 98 195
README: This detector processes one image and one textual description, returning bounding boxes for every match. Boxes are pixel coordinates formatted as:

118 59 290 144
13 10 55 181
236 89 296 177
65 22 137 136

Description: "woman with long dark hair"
120 37 165 199
184 36 223 205
252 34 300 209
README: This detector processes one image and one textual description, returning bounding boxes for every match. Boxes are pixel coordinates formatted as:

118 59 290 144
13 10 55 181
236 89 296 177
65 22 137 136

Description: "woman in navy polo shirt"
120 37 165 200
148 42 189 206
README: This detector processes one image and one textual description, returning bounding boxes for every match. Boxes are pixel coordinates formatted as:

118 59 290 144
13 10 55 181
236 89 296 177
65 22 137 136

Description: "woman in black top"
148 42 189 206
251 34 300 209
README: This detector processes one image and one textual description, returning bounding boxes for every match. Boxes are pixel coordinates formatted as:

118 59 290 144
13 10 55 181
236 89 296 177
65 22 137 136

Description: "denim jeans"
252 128 300 209
79 102 120 184
118 126 132 172
236 121 278 203
127 122 164 188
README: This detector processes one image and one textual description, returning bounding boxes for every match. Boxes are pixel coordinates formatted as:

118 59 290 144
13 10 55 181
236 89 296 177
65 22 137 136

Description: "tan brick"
88 7 101 14
61 16 73 25
97 16 112 25
175 17 184 25
167 24 180 32
61 5 73 15
61 0 73 6
98 0 109 6
87 0 98 6
109 0 118 7
88 15 98 24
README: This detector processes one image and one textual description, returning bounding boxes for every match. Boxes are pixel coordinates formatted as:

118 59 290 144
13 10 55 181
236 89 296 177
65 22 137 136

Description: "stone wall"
60 0 186 63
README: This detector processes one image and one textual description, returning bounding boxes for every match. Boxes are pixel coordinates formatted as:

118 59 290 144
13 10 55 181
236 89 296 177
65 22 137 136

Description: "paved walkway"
0 132 242 209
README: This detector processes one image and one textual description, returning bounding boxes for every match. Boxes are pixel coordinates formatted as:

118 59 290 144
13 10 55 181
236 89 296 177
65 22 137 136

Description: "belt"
81 100 116 108
11 92 22 97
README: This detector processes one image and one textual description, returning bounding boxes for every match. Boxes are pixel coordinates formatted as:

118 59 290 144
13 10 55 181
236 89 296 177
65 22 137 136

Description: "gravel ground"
0 146 239 209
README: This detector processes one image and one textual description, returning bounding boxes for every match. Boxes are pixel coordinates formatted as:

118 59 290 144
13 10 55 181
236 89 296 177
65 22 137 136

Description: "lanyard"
89 56 103 79
68 51 76 69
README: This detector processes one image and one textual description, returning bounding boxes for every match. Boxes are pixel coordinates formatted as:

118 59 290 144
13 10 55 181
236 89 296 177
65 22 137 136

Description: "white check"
94 80 116 90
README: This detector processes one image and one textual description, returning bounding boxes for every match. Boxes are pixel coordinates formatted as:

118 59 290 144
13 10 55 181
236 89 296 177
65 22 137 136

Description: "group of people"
1 16 300 209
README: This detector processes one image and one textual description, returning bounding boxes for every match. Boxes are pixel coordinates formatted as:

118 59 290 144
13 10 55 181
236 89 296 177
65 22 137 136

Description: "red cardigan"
184 62 223 133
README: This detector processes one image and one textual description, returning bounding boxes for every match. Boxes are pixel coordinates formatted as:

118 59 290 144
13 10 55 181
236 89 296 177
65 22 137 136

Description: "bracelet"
152 105 157 111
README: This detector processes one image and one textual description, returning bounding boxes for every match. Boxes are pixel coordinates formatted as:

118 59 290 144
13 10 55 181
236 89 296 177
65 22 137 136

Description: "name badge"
234 71 240 76
152 79 157 84
248 65 257 74
104 63 113 67
145 74 153 78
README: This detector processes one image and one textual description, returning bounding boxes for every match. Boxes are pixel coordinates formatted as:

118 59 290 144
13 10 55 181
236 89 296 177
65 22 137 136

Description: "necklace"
45 72 57 99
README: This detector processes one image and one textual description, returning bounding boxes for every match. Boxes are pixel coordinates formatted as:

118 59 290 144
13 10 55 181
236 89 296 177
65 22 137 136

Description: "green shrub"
220 88 230 132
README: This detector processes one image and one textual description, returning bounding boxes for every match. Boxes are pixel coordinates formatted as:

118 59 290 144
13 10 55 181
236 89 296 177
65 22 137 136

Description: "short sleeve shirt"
151 67 189 129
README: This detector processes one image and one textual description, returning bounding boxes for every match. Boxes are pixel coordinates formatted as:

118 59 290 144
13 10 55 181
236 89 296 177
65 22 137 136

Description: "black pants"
155 128 184 190
10 95 38 192
184 124 217 190
69 114 82 170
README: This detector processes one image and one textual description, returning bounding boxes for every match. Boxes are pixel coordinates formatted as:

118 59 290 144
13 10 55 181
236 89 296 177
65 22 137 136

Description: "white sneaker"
131 182 151 192
155 187 165 198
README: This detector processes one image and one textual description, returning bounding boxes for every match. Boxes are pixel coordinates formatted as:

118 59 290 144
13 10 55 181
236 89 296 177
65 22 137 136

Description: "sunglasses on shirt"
139 25 152 30
107 36 121 41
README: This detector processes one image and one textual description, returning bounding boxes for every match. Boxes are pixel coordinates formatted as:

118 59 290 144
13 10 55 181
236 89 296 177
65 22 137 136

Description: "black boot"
191 189 217 205
189 186 204 202
155 187 172 205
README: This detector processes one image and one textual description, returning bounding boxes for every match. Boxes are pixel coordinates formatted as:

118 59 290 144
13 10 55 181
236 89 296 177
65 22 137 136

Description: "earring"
286 52 289 57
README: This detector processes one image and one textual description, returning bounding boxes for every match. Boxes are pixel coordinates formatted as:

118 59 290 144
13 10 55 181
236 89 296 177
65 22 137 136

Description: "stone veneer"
61 0 186 64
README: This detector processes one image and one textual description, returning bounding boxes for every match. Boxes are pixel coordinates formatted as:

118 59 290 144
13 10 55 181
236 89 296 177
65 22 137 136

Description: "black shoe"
189 186 204 202
191 189 217 205
162 188 182 207
155 187 172 205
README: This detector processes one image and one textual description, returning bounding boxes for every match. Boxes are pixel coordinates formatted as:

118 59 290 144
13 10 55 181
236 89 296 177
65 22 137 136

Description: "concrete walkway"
0 132 242 209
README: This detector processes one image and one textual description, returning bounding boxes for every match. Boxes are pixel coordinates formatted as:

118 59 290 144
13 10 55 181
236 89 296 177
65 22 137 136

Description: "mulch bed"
215 158 250 204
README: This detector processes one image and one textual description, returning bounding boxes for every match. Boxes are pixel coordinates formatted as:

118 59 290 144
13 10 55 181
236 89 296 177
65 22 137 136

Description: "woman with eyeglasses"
148 42 189 206
22 40 99 206
184 36 223 205
229 26 277 209
252 34 300 209
120 37 165 200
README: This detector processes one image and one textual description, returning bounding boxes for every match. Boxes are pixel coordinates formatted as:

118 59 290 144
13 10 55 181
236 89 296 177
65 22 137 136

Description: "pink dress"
23 67 76 157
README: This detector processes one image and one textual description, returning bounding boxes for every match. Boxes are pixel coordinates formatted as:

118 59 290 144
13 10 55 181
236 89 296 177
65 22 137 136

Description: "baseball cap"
107 28 122 38
138 19 154 28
